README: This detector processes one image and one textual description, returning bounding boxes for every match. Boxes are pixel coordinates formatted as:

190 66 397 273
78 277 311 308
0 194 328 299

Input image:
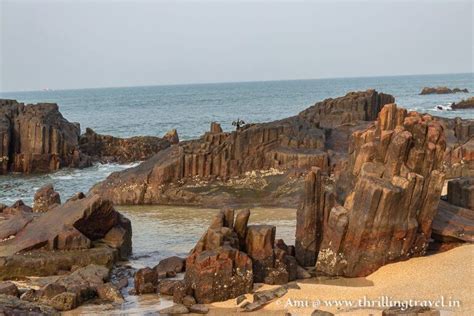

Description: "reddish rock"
0 99 90 174
163 128 180 144
51 226 91 250
2 200 32 216
0 194 131 258
210 122 223 133
296 104 447 276
134 267 157 294
91 91 394 206
245 225 276 283
33 184 61 212
433 200 474 242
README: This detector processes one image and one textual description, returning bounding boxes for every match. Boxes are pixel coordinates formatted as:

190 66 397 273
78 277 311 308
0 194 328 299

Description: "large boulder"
296 104 447 276
0 99 90 174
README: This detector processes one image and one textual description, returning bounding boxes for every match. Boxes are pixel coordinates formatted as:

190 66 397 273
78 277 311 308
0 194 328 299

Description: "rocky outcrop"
419 87 469 95
178 209 298 304
447 177 473 209
452 97 474 110
0 192 132 279
0 99 90 174
33 184 61 212
79 127 178 163
134 256 185 294
295 104 447 277
0 98 177 174
91 90 395 205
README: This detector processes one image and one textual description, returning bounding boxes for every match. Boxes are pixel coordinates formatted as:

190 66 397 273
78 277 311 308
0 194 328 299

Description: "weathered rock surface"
0 281 19 297
0 99 90 174
133 256 186 294
0 294 59 315
33 184 61 212
91 90 395 205
79 127 178 163
452 97 474 110
296 104 447 276
432 177 474 243
419 87 468 95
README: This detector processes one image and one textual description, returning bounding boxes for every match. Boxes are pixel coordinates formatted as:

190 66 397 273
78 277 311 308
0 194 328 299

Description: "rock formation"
452 97 474 110
33 184 61 212
91 90 395 205
419 87 469 95
295 104 447 277
0 190 132 279
0 99 176 174
79 127 178 163
0 99 90 174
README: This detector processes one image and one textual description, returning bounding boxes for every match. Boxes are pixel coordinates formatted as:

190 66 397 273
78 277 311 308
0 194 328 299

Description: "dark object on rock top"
451 97 474 110
420 87 468 95
33 184 61 212
296 104 447 277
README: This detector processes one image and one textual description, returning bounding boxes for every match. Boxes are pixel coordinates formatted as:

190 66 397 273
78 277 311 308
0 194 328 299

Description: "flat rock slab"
432 200 474 242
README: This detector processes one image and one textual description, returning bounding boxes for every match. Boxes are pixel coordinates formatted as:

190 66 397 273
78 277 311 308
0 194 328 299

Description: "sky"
0 0 472 92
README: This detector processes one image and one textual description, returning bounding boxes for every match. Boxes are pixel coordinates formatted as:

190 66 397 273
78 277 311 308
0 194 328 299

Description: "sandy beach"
210 244 474 315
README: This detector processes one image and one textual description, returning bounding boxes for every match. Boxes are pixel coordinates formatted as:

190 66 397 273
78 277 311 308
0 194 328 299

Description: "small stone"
182 295 196 307
159 303 189 314
236 294 246 305
96 283 124 304
189 304 209 314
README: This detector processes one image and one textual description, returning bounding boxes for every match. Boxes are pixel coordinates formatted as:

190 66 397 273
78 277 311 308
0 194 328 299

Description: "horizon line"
1 71 473 94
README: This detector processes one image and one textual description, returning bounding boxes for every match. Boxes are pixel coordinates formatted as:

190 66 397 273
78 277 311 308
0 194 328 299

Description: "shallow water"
67 206 296 314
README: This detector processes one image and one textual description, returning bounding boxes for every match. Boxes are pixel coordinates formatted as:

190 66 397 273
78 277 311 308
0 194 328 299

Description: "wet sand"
211 244 474 315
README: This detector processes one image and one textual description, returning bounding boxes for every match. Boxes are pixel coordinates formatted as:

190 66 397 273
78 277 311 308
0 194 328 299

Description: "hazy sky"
1 0 472 92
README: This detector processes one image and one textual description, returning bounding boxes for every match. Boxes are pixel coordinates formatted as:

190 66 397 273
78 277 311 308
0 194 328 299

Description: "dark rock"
153 256 186 276
245 225 276 283
0 294 59 315
0 282 19 297
382 305 440 315
296 266 312 279
420 87 468 95
0 99 90 174
134 267 157 294
447 177 473 209
452 97 474 110
79 127 176 164
33 184 61 212
311 310 334 316
236 294 247 305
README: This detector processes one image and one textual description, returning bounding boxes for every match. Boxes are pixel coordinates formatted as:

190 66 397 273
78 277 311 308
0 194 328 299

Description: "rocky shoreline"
0 90 473 314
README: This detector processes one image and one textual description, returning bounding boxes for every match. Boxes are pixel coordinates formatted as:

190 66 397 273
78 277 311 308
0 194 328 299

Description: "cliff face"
0 99 89 174
91 90 395 205
295 104 447 277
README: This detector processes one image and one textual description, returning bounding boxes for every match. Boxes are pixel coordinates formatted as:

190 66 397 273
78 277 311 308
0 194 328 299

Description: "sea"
1 73 473 313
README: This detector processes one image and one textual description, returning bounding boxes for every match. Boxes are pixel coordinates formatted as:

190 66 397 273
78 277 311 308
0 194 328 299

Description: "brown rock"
96 283 124 303
134 267 157 294
447 177 474 209
382 305 440 315
245 225 276 283
452 97 474 110
419 87 468 95
296 104 447 277
153 256 186 277
433 200 474 242
158 279 180 296
210 122 223 133
163 128 180 144
79 127 175 163
0 282 19 297
160 304 189 315
189 304 209 314
51 225 91 250
2 200 32 216
33 184 61 212
0 99 90 174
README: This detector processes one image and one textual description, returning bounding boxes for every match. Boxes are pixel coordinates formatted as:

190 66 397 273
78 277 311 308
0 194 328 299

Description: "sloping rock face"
0 193 132 279
178 209 298 304
0 99 90 174
91 90 395 205
295 104 447 277
79 127 177 163
419 87 469 95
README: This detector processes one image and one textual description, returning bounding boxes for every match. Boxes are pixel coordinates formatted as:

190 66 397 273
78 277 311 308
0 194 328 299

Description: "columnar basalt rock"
0 99 90 174
169 209 298 304
447 177 474 210
296 103 447 277
92 90 395 205
79 127 177 163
